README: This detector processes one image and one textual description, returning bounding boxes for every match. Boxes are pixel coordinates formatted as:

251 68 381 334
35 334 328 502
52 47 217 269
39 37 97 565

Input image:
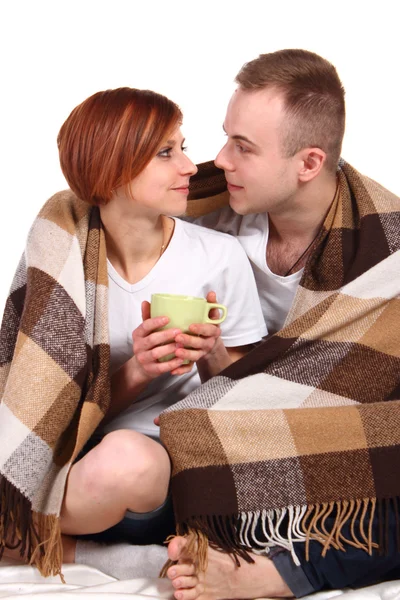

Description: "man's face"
215 87 300 216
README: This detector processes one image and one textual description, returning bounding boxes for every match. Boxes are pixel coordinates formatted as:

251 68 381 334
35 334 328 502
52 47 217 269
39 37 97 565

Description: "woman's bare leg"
2 430 170 568
60 429 171 535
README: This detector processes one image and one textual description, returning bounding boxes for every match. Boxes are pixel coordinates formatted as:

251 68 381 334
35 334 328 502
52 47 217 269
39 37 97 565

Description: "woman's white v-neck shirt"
103 217 267 438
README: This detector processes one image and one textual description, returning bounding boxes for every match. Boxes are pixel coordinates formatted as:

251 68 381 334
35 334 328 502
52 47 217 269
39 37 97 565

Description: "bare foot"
1 545 26 563
166 535 294 600
62 534 77 563
1 535 77 565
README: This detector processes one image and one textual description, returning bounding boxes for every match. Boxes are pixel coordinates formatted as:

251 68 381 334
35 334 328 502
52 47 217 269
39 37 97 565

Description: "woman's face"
127 127 198 216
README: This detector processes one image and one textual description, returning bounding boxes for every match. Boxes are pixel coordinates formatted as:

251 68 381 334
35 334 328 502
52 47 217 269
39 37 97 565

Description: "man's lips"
227 182 243 192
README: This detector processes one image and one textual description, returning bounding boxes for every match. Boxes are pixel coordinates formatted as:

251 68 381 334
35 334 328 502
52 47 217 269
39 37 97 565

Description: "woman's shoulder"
37 189 91 227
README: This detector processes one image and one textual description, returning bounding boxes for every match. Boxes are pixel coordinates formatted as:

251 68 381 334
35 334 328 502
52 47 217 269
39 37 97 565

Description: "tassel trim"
0 476 64 580
160 498 392 577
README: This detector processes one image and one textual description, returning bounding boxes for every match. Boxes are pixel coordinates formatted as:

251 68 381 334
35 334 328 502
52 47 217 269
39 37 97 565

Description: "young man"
188 48 345 336
164 49 400 599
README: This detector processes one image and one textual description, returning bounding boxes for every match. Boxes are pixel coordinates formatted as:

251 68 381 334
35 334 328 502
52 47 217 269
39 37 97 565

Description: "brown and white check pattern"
160 161 400 567
0 192 110 577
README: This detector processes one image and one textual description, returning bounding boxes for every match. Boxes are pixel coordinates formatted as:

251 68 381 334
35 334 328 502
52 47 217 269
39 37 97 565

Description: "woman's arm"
103 302 190 424
196 340 251 383
103 356 150 424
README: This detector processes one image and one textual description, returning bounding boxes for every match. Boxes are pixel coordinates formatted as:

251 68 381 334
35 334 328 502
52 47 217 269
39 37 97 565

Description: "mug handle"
204 303 228 325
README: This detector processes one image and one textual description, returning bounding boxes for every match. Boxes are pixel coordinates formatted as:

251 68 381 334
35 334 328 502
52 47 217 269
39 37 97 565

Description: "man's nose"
214 145 233 171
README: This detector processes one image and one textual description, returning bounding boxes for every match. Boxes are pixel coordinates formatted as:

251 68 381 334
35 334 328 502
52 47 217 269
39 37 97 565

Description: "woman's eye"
181 146 188 152
158 148 172 158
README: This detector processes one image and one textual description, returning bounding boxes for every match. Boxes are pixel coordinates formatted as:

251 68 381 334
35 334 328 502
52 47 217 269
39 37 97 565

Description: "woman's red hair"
57 87 183 205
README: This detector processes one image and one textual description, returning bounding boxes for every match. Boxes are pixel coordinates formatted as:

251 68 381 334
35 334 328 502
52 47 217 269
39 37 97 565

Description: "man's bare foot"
166 535 294 600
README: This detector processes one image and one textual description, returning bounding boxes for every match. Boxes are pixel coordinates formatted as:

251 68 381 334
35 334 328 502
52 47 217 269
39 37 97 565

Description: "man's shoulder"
184 206 267 237
183 205 240 233
177 216 243 249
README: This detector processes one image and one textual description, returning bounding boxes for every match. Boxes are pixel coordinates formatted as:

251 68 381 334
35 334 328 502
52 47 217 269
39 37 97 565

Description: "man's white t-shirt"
103 217 267 438
192 207 302 334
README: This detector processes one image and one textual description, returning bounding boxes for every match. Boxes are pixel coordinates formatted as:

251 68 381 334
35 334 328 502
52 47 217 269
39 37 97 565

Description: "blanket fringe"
160 497 393 576
0 476 64 580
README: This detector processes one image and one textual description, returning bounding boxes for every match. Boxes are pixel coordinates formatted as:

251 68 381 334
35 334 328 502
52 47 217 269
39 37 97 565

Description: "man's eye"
236 144 249 153
158 148 172 158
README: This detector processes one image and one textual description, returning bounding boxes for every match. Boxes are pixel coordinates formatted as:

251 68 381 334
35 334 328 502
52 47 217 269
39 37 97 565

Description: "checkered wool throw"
160 161 400 569
0 193 110 577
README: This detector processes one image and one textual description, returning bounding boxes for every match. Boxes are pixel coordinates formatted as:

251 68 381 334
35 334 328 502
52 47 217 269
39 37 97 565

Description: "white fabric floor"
1 559 400 600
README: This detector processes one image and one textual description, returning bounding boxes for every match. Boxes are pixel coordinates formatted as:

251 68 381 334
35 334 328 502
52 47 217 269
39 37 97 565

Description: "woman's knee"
81 430 171 502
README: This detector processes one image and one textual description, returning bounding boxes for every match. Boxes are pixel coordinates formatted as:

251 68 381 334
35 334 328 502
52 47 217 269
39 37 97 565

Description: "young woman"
0 87 266 572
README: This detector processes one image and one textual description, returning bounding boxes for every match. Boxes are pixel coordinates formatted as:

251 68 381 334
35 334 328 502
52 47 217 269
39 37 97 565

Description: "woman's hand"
131 301 194 382
171 291 223 375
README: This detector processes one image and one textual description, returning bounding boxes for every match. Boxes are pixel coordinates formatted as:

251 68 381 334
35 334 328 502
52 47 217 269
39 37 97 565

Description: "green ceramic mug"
150 293 228 362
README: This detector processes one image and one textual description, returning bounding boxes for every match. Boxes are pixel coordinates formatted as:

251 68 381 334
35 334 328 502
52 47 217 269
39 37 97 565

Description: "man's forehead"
230 86 284 113
224 87 284 139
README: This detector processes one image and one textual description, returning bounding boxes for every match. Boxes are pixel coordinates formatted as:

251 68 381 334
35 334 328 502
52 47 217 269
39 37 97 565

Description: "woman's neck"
99 201 173 284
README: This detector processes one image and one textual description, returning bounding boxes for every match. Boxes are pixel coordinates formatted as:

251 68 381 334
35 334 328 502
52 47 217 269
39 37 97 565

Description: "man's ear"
298 148 326 182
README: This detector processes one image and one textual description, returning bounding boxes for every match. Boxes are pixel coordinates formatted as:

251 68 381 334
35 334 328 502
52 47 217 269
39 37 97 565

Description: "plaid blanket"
0 193 110 577
160 161 400 569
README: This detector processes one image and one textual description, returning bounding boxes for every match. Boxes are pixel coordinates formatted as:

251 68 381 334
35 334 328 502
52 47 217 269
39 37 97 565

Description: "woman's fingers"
141 300 151 321
135 342 178 364
170 362 194 376
133 324 181 350
135 353 185 375
173 325 220 363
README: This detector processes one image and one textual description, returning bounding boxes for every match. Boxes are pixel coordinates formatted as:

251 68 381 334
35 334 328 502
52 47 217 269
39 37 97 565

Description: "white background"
1 0 399 314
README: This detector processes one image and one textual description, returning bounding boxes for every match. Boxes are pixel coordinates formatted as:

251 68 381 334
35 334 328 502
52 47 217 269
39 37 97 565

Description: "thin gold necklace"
159 240 166 257
159 217 174 257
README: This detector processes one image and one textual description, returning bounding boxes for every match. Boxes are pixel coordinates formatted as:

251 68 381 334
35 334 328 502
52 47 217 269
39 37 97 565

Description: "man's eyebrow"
222 124 257 147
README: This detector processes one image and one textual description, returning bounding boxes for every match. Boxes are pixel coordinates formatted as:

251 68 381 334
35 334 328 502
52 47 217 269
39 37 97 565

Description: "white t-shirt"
103 217 267 438
192 207 302 334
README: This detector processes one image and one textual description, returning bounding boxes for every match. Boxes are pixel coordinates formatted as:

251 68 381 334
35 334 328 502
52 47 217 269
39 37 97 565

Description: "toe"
168 535 189 561
168 563 196 579
172 575 198 589
174 583 204 600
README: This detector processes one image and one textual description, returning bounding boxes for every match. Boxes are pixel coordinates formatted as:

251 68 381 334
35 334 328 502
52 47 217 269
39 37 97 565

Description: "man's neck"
268 175 338 244
266 175 338 276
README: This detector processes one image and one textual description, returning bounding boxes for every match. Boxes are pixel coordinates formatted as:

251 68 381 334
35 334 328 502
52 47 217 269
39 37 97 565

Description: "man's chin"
228 195 250 216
